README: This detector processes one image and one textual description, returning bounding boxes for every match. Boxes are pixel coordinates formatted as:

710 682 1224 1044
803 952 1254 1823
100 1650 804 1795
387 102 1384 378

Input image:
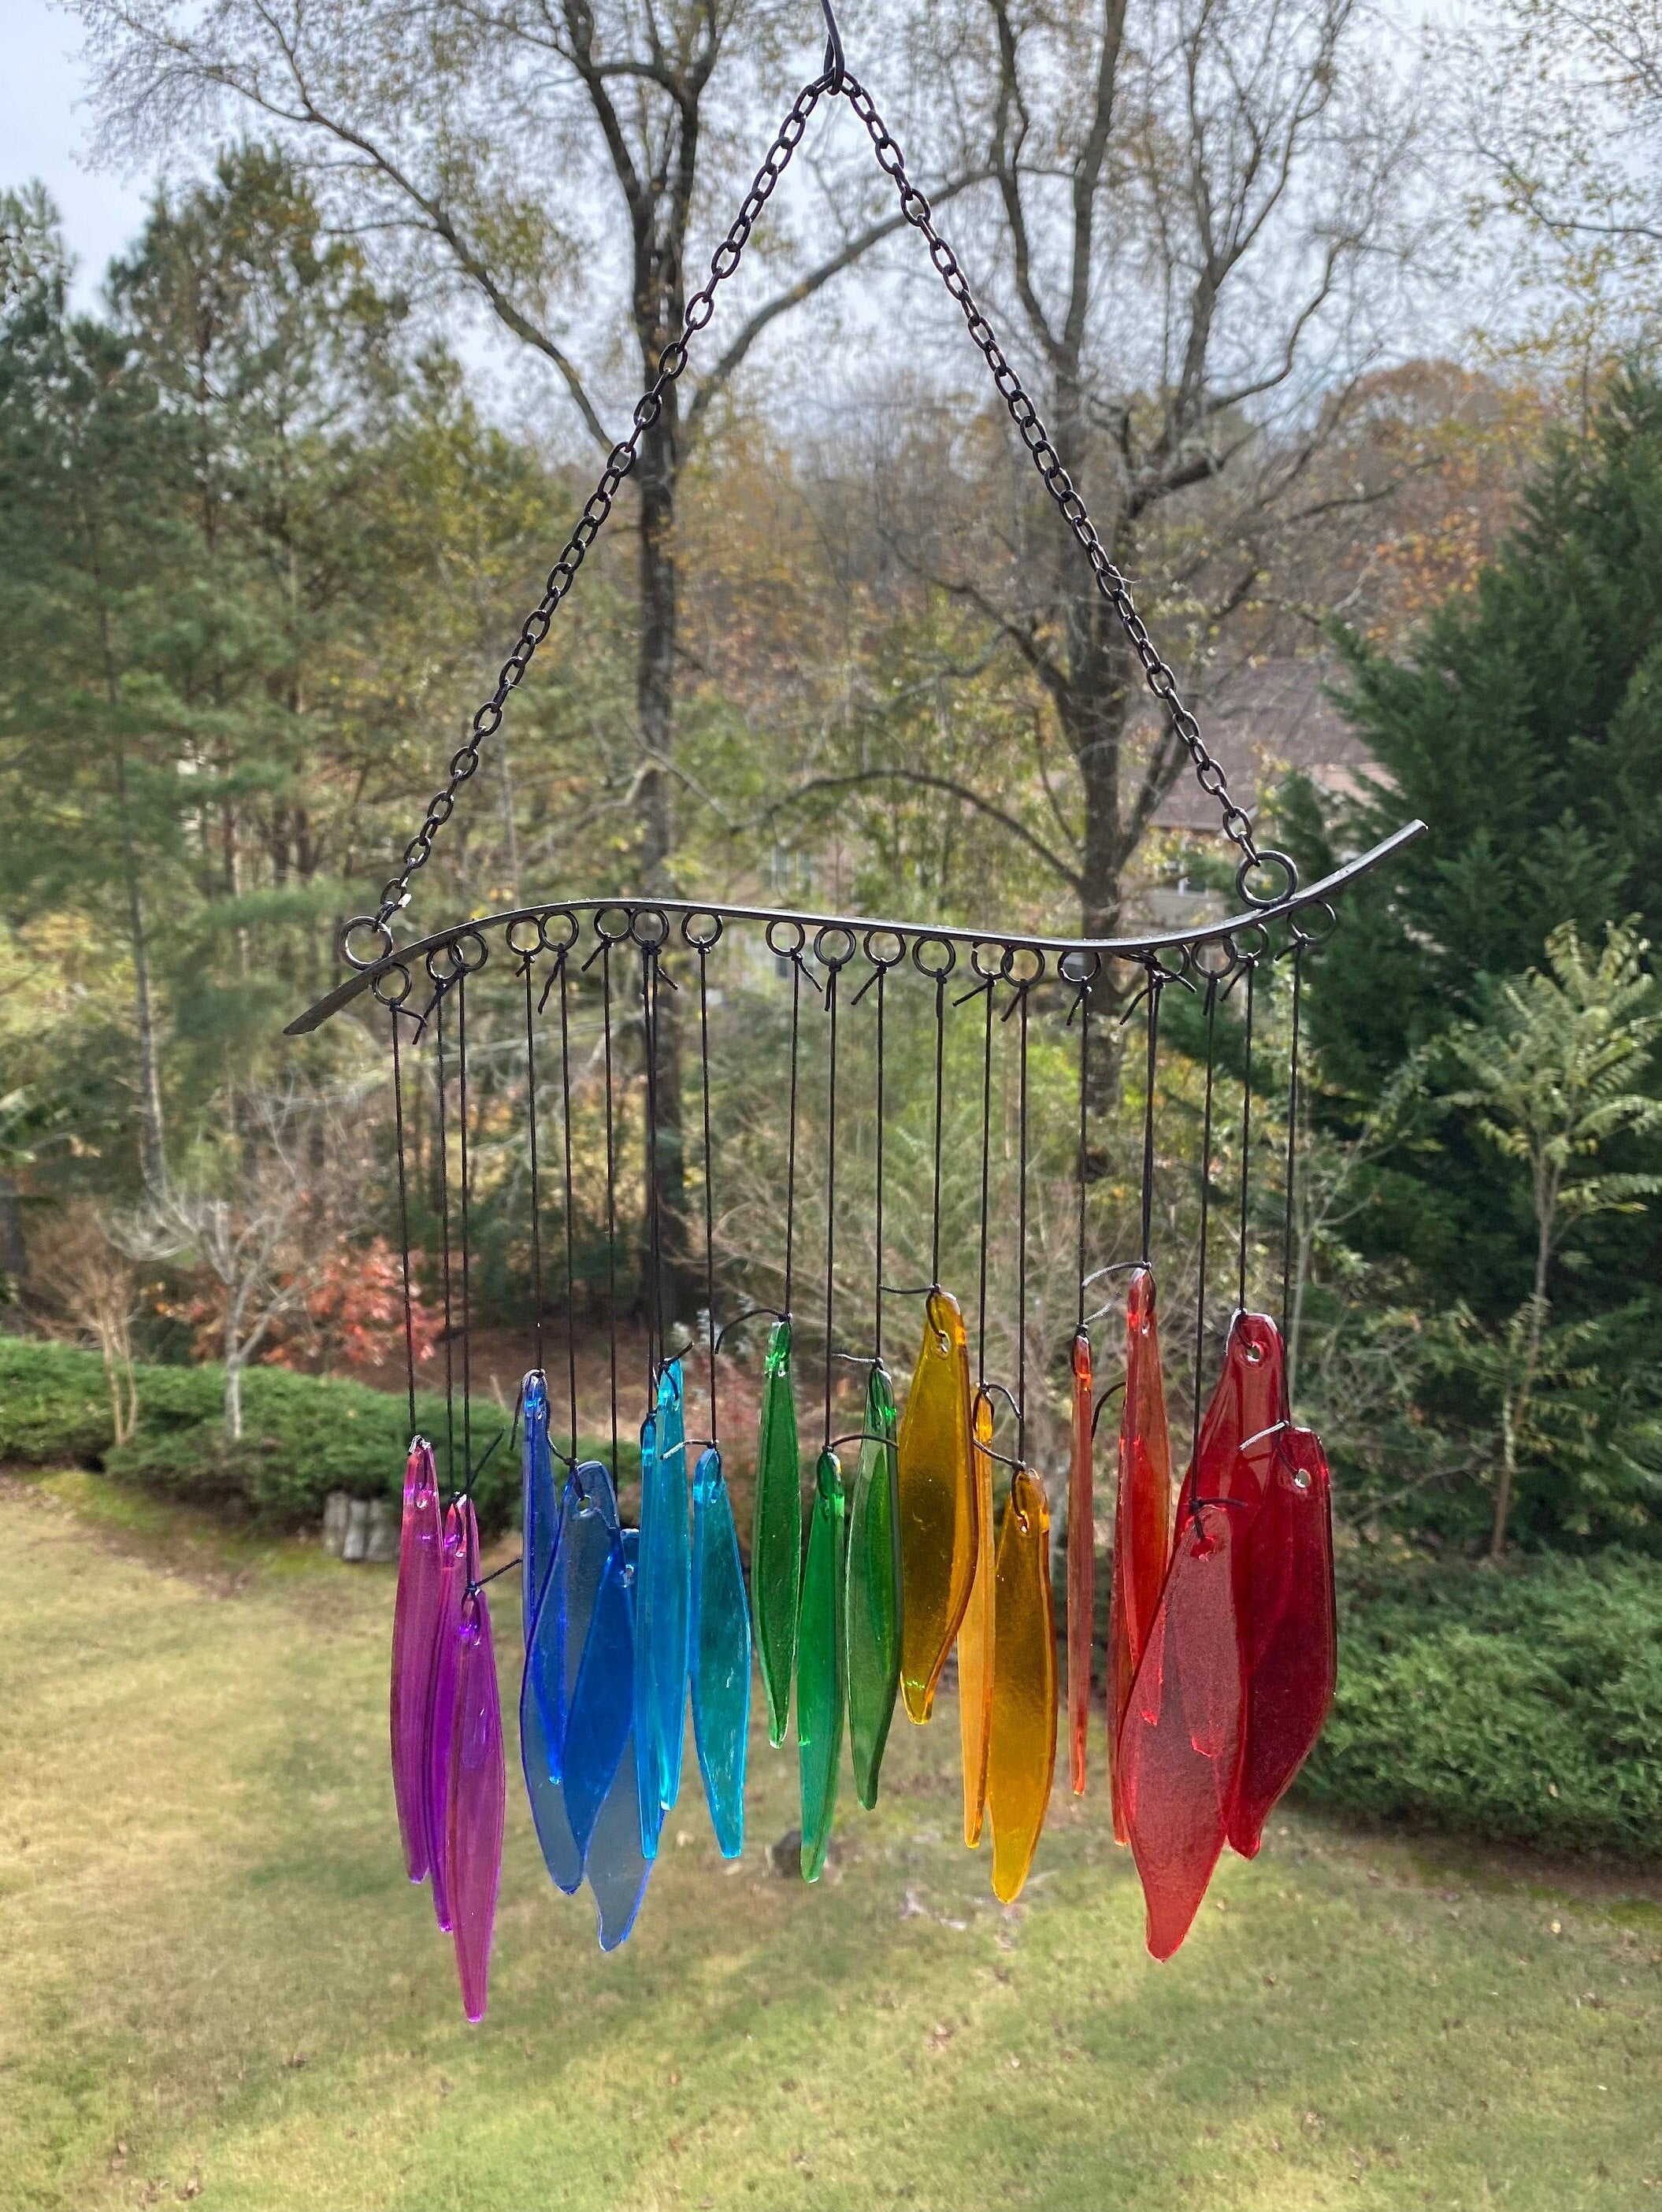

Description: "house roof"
1142 656 1384 836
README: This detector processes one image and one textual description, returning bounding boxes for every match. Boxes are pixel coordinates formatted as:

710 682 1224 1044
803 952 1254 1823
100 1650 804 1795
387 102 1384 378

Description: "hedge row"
1304 1551 1662 1858
0 1337 637 1532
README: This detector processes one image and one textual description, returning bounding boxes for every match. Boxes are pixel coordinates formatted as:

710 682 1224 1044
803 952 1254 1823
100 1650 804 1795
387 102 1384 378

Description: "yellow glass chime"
895 1288 978 1723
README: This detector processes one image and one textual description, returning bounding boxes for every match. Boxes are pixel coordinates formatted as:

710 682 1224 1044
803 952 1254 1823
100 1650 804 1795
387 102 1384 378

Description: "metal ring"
766 918 807 960
971 939 1013 982
911 935 957 980
1231 921 1271 966
594 906 634 945
1236 848 1300 909
539 910 581 956
681 910 724 950
1289 899 1337 947
814 923 857 969
1149 943 1189 985
1007 946 1046 987
629 906 671 950
505 917 543 957
425 939 466 985
341 915 394 971
373 962 414 1009
1192 936 1237 981
862 927 906 969
455 928 488 974
1059 947 1102 987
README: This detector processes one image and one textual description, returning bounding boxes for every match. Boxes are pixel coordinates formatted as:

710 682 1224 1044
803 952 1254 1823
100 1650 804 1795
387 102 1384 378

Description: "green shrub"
0 1336 134 1464
0 1338 638 1532
1306 1552 1662 1856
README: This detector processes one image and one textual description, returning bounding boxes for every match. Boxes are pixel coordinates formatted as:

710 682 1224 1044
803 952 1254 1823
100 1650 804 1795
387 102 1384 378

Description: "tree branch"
751 769 1083 891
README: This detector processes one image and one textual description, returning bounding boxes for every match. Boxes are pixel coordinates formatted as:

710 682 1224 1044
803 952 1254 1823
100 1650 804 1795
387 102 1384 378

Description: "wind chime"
288 2 1426 2025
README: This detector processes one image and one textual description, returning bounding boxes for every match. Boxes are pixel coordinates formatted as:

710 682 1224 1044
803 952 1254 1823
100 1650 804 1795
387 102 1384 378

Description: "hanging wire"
640 946 664 1391
522 954 545 1380
1238 958 1257 1316
1075 975 1090 1336
976 976 995 1391
873 964 886 1364
601 942 620 1485
434 987 456 1495
1139 969 1163 1268
1015 979 1032 1463
697 945 719 1447
930 970 948 1289
390 1006 417 1436
822 962 840 1449
1282 939 1307 1347
1193 973 1221 1465
457 973 473 1490
784 952 802 1318
557 953 578 1464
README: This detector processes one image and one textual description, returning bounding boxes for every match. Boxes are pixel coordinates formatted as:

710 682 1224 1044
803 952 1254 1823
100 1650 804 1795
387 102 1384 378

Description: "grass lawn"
3 1471 1660 2212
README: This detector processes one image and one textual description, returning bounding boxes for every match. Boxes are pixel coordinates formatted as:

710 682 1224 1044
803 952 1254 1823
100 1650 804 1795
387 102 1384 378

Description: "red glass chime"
1108 1295 1336 1959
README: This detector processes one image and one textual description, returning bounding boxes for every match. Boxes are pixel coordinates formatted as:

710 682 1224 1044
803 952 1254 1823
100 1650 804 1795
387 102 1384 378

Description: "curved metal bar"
284 820 1426 1037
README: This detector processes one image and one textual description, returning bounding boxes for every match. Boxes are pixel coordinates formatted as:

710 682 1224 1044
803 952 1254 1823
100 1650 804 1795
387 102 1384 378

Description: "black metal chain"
343 58 1264 969
838 79 1264 883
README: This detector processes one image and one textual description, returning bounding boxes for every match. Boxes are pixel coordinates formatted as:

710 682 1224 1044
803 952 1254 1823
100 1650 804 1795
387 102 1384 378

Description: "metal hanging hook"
818 0 845 85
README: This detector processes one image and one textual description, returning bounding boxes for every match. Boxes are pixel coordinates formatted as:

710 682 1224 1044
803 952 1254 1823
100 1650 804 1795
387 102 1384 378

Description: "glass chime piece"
1108 1266 1173 1842
1176 1309 1287 1522
1227 1425 1337 1860
896 1288 977 1724
844 1361 902 1810
528 1462 617 1780
447 1580 505 2024
796 1447 847 1883
391 1437 443 1884
521 1461 616 1895
751 1320 802 1747
562 1528 635 1862
691 1446 750 1858
521 1369 561 1640
633 1412 666 1861
1118 1502 1244 1960
587 1531 651 1951
986 1468 1058 1905
425 1499 470 1933
956 1386 997 1847
644 1359 692 1817
1066 1330 1095 1796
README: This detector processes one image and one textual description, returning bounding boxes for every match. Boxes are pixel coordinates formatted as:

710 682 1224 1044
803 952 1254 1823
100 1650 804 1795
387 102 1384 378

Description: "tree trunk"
0 1173 26 1294
634 408 692 1325
224 1354 244 1443
123 802 169 1195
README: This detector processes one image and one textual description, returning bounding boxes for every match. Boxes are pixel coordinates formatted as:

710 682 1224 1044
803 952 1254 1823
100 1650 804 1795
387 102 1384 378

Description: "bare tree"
1464 0 1662 365
74 0 989 1306
30 1199 143 1446
120 1081 372 1442
825 0 1430 947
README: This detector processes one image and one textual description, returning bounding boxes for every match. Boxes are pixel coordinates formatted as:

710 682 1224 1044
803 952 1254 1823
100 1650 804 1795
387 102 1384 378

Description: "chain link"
345 60 1259 968
837 76 1260 877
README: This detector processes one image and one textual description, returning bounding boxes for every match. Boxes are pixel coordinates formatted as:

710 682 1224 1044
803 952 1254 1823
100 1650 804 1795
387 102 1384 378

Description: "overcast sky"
7 0 156 304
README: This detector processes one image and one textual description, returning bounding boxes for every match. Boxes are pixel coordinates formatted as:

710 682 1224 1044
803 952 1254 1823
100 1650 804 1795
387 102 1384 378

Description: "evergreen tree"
1282 370 1662 1545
